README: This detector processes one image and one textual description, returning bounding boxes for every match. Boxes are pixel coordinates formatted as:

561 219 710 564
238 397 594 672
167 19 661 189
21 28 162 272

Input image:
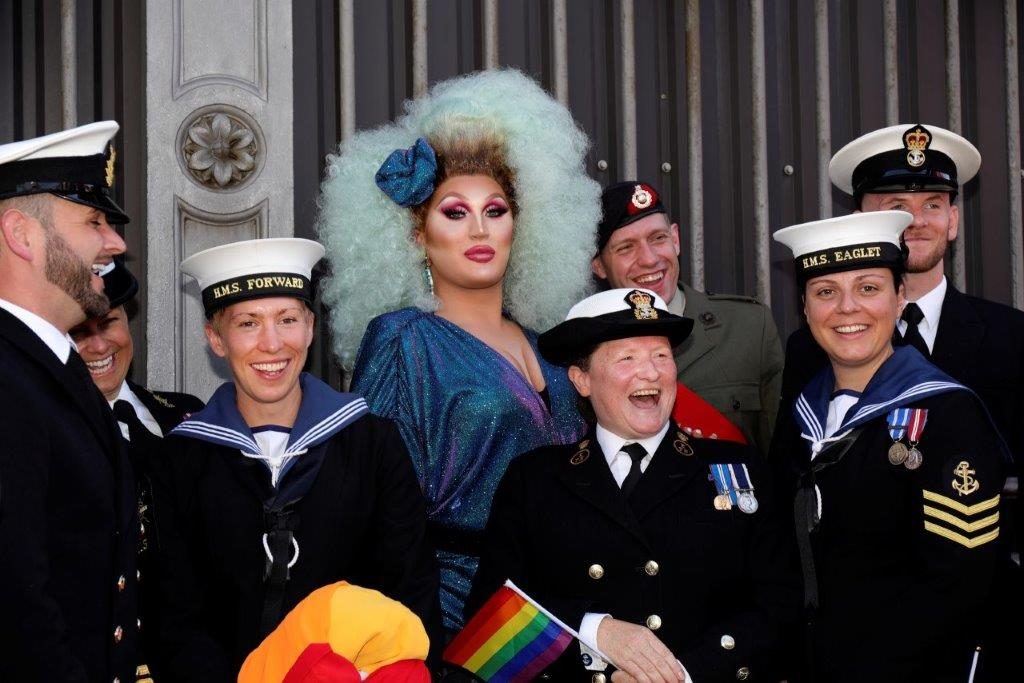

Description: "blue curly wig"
317 68 602 369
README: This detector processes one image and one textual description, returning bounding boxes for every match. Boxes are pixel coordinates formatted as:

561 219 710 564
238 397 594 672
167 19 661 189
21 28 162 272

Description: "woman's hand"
597 617 686 682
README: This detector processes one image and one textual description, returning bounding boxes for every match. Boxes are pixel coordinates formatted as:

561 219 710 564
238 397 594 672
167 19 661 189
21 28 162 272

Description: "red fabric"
282 643 360 683
365 659 432 682
672 382 748 444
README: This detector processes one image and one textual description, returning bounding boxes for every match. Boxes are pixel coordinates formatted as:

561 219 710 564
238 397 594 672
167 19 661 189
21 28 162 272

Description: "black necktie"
619 443 648 498
112 399 144 444
897 302 930 357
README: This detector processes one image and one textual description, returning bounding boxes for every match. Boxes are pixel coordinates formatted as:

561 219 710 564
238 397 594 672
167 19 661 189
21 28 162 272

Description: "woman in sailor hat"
149 238 438 681
771 211 1008 682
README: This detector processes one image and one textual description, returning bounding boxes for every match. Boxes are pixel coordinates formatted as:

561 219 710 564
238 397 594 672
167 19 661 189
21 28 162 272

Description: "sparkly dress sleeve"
351 309 586 631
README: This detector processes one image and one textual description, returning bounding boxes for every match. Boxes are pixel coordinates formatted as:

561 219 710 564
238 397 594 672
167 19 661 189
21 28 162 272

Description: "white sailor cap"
829 123 980 197
773 210 912 284
0 120 128 223
180 238 325 317
538 288 694 366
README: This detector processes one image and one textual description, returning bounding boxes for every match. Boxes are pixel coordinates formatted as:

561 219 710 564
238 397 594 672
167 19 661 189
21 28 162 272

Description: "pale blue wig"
317 68 602 369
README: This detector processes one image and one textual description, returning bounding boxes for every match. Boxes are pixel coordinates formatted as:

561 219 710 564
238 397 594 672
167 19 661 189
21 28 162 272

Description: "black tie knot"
901 302 925 326
619 443 648 498
621 442 647 462
112 399 136 425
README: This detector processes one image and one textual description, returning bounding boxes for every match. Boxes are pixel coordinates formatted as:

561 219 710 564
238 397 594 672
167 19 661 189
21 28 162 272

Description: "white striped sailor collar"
793 346 967 450
170 372 368 456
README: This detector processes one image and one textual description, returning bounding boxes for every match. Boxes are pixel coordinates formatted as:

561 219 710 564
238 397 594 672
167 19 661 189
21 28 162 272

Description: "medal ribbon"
732 463 755 493
906 408 929 443
886 407 911 442
710 464 738 504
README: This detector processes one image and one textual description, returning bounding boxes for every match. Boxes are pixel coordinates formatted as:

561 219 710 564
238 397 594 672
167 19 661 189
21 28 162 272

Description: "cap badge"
903 125 931 168
105 146 116 187
626 289 658 320
630 184 654 211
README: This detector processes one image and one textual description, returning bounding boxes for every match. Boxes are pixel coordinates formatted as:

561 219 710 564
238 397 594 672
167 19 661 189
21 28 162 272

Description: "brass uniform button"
736 666 750 680
644 560 659 576
113 678 120 683
137 618 142 630
591 674 607 683
113 625 123 643
721 634 736 650
116 575 126 592
588 563 605 580
136 569 141 581
646 614 662 631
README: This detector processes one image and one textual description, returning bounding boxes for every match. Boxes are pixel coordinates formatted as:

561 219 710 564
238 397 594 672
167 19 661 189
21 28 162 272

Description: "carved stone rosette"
178 105 265 191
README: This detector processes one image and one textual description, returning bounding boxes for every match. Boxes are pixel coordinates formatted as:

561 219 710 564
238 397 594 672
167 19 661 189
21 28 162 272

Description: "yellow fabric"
238 581 429 683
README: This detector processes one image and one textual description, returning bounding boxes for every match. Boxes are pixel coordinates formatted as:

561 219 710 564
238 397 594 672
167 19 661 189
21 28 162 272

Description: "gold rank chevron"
921 491 1000 549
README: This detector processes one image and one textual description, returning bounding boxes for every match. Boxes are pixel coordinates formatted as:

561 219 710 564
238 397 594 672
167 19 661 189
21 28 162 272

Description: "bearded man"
0 122 139 682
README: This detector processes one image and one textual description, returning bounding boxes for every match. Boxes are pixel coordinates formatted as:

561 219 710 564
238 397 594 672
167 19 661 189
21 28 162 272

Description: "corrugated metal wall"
1 0 147 377
4 0 1023 381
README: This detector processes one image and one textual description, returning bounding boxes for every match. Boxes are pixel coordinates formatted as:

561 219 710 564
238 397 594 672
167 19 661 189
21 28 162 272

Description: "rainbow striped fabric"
443 580 576 682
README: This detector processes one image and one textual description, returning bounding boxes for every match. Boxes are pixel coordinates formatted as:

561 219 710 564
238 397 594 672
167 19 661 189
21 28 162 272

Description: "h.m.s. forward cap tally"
773 210 912 283
180 238 325 317
538 288 694 367
829 123 980 197
0 120 129 223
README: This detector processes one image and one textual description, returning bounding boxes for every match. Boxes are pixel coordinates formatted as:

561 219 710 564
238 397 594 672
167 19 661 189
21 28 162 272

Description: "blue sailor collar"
793 346 967 446
171 372 368 456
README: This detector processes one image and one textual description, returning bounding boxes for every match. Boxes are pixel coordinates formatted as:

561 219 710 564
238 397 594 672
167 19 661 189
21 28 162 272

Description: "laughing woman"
317 69 599 633
150 238 437 682
770 211 1008 682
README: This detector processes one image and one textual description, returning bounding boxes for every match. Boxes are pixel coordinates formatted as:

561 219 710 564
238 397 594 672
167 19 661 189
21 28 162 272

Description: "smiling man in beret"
592 181 783 455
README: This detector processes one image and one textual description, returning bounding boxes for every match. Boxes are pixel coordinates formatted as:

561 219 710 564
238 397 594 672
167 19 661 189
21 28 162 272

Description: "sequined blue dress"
351 308 585 630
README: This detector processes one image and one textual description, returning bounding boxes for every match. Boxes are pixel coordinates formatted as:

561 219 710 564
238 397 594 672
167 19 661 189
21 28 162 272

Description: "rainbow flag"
443 580 576 682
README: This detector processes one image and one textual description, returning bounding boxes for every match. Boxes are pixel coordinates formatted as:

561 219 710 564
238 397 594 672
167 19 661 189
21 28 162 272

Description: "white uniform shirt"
0 298 73 362
109 381 163 438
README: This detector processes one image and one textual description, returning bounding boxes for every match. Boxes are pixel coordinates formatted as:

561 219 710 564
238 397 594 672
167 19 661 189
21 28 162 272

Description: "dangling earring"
424 253 435 296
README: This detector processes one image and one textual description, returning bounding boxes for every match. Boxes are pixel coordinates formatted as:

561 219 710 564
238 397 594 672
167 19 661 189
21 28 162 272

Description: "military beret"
597 181 667 252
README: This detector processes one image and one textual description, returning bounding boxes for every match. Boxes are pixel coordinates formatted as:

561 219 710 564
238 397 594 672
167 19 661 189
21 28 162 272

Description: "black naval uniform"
467 421 800 682
772 350 1007 681
776 284 1024 678
114 381 204 681
0 308 139 682
150 376 438 682
127 381 205 436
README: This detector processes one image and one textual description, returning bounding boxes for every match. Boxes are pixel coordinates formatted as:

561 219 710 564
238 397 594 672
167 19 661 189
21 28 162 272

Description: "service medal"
887 441 909 466
905 447 923 470
738 492 759 514
714 494 732 511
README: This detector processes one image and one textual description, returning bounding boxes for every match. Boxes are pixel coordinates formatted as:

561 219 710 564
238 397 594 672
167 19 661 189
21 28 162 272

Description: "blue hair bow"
375 138 438 208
